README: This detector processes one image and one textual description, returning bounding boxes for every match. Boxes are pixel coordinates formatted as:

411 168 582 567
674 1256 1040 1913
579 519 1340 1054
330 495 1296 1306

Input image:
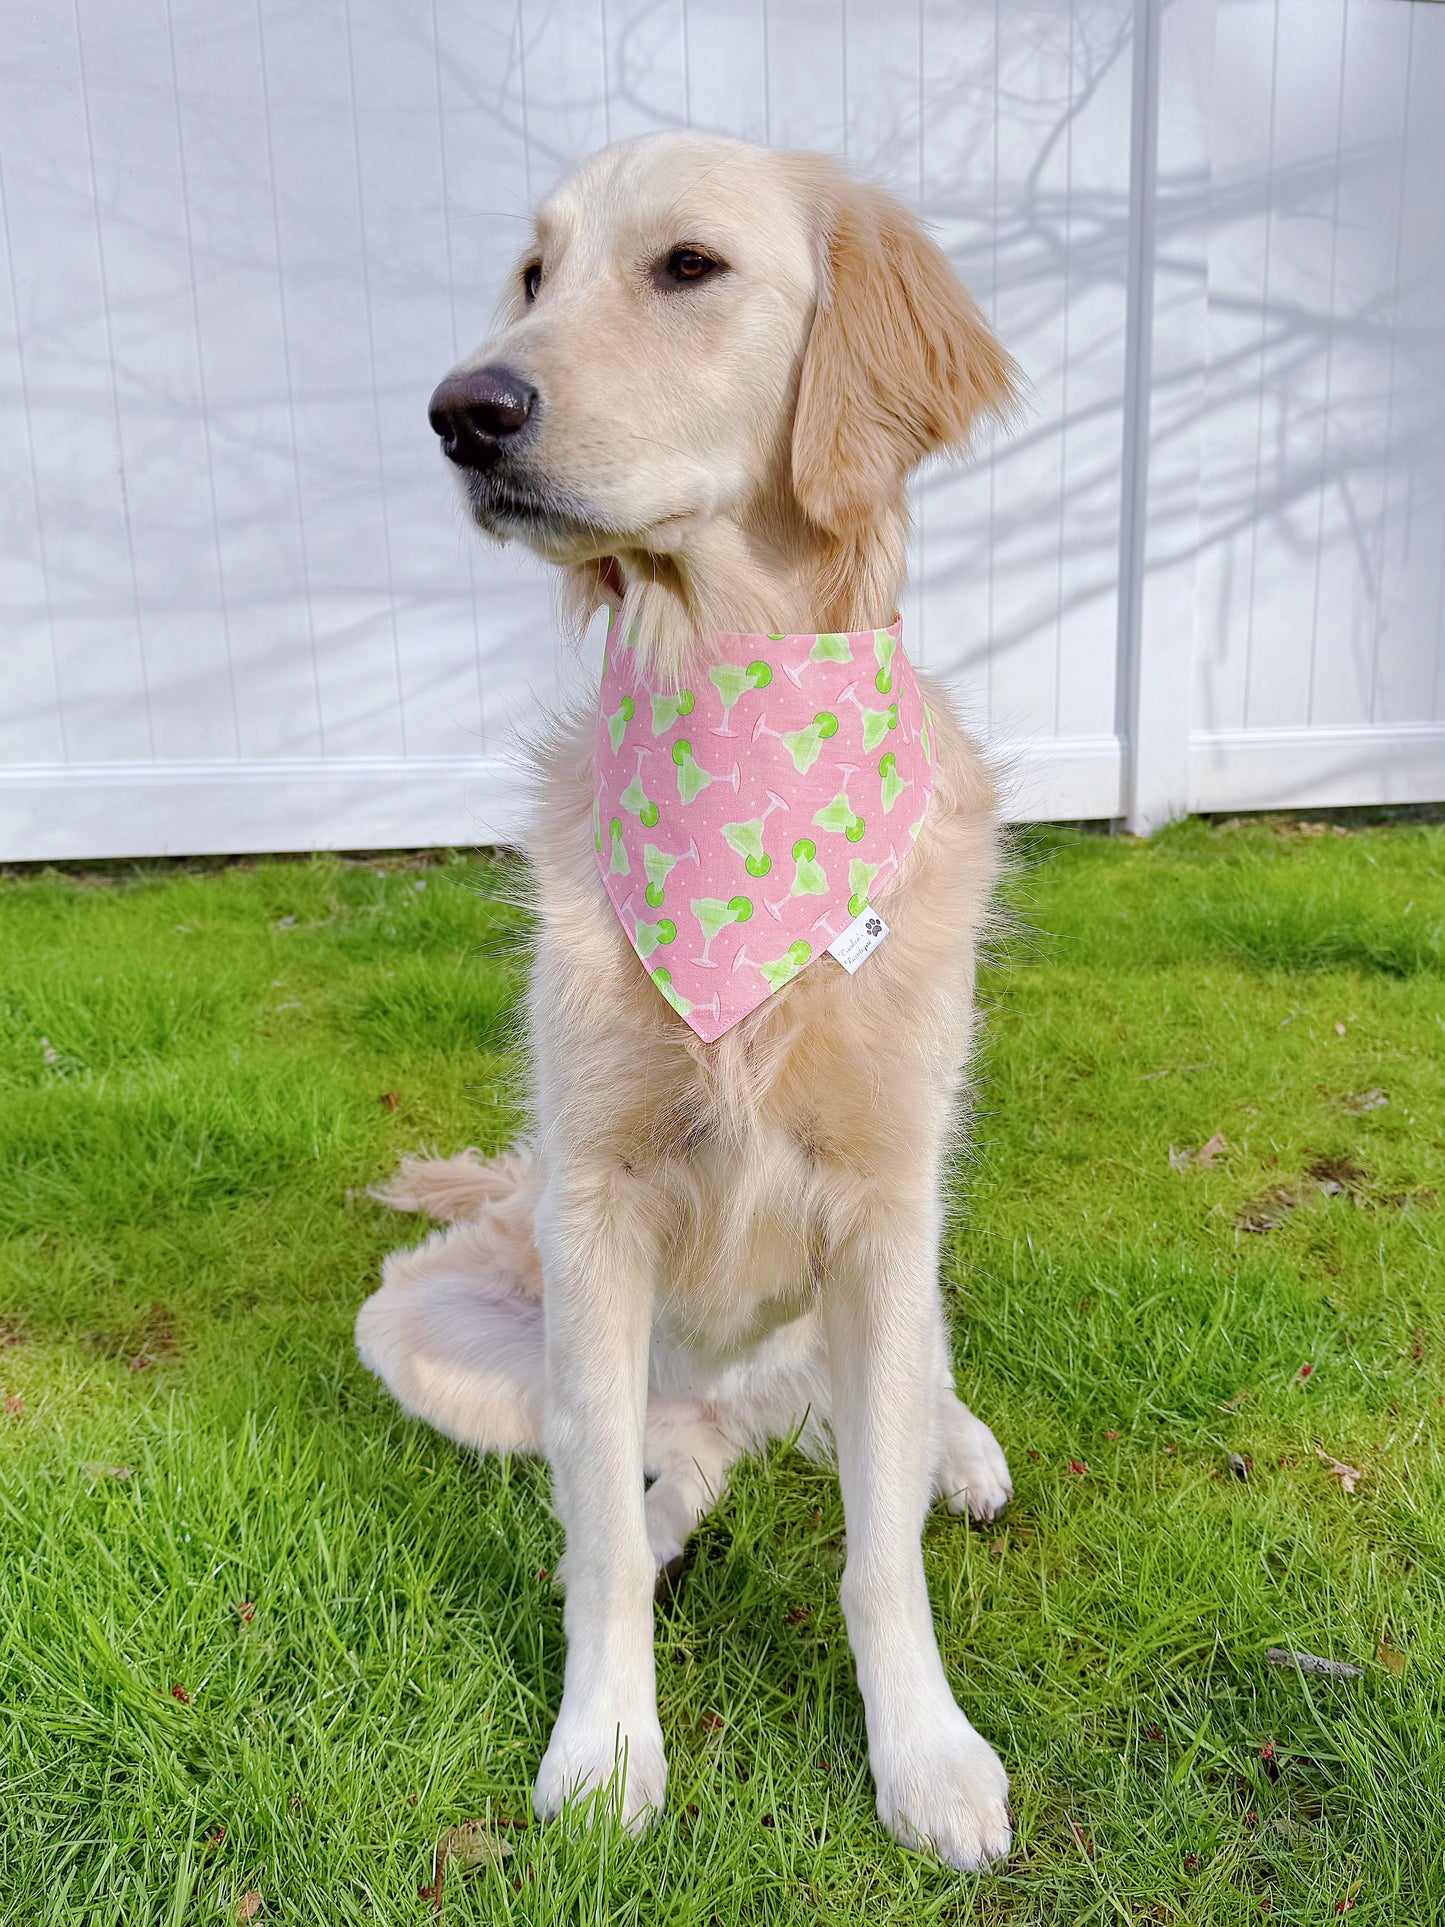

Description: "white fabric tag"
827 905 889 974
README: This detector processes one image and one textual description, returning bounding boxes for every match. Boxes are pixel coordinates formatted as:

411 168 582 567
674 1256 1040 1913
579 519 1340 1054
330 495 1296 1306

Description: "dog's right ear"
790 166 1019 538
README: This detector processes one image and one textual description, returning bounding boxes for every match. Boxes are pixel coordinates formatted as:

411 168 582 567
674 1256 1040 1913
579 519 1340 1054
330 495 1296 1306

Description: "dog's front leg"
826 1190 1012 1871
532 1168 666 1832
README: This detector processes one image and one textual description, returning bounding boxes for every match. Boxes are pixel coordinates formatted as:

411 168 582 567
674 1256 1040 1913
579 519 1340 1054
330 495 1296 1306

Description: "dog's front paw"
872 1711 1011 1871
533 1705 667 1834
937 1407 1013 1522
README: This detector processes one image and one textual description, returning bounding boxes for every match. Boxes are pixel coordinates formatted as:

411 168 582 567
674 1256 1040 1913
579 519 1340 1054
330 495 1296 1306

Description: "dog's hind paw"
937 1406 1013 1522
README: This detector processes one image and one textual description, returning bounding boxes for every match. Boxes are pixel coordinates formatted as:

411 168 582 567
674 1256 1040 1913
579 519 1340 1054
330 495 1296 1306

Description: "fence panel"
0 0 1440 860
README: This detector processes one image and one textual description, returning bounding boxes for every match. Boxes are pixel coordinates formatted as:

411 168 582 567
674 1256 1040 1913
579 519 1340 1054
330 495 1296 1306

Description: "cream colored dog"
357 132 1020 1871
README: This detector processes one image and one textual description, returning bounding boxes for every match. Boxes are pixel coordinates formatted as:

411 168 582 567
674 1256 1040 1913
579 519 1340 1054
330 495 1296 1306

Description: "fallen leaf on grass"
79 1461 133 1480
4 1394 24 1417
1067 1818 1094 1858
1233 1185 1301 1233
1264 1648 1364 1679
1377 1641 1407 1675
237 1894 262 1923
1315 1447 1364 1494
1171 1133 1229 1171
1306 1151 1369 1196
420 1821 514 1913
170 1684 190 1704
437 1820 514 1871
379 1091 400 1112
1344 1088 1389 1113
237 1600 255 1625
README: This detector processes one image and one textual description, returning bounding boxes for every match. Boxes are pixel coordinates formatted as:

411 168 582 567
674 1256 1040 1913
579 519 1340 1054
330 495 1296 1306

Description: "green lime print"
722 819 772 878
789 837 828 897
642 843 683 908
606 694 634 754
650 688 695 736
809 632 852 664
848 858 880 917
607 817 630 875
759 939 812 993
879 750 905 812
672 740 713 804
860 701 899 753
634 915 676 959
708 659 773 732
651 965 692 1017
813 790 866 842
780 710 839 774
873 628 897 694
592 798 603 854
691 894 754 966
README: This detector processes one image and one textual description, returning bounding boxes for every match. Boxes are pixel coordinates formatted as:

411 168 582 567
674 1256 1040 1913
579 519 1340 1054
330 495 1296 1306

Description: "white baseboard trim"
0 737 1127 861
1189 723 1445 813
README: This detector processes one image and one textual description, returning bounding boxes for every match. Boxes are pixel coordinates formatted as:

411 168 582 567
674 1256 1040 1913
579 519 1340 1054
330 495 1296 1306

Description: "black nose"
427 366 538 469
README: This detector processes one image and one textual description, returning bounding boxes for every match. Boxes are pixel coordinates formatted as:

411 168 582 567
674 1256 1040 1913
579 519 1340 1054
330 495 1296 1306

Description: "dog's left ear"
790 170 1019 537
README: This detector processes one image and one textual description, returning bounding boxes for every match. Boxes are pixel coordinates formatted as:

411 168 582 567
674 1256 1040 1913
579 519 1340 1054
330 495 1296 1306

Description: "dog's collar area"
591 615 934 1042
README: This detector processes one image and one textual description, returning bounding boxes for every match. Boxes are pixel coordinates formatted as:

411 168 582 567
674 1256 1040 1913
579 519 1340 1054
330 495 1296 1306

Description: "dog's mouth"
463 469 610 550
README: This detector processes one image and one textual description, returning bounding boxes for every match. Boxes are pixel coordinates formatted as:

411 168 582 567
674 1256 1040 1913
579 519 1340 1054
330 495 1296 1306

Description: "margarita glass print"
650 687 696 736
620 746 661 827
812 771 867 843
708 659 773 735
757 939 812 992
873 627 898 693
847 857 880 916
879 750 906 813
767 837 827 916
650 965 693 1018
721 790 788 879
689 893 754 966
779 631 854 688
751 709 839 774
634 914 676 958
607 817 630 875
642 837 700 908
605 694 635 754
837 678 900 753
671 739 740 804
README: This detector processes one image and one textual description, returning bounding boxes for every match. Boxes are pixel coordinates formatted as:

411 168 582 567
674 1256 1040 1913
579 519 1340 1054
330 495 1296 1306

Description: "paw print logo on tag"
865 916 883 937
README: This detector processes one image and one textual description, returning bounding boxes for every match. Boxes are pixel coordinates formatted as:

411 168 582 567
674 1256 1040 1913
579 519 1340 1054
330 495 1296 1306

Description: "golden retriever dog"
356 132 1020 1870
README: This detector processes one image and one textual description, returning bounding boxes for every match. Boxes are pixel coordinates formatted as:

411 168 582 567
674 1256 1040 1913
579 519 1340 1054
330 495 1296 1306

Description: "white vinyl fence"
1 0 1441 859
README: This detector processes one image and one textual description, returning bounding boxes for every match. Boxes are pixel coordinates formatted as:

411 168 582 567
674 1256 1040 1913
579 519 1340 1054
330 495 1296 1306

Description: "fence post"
1117 0 1216 834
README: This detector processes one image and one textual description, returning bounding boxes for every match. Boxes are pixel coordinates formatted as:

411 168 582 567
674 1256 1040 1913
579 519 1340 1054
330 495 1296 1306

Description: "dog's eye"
522 261 542 303
657 247 724 289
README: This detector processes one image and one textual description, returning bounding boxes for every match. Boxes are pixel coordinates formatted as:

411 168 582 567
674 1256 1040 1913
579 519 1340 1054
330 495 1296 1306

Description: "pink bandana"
592 615 935 1042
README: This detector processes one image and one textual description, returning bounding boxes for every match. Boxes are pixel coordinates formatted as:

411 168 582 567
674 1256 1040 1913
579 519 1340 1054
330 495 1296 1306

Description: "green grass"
1 817 1443 1925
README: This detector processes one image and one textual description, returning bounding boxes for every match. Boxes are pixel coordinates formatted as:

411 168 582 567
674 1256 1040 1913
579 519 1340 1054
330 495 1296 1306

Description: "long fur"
357 132 1023 1872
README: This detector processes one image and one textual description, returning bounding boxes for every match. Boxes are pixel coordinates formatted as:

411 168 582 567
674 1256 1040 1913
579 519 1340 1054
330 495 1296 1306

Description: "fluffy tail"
356 1146 546 1456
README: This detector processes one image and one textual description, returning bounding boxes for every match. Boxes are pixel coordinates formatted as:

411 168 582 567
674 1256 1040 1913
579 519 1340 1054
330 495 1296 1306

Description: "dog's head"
430 134 1016 632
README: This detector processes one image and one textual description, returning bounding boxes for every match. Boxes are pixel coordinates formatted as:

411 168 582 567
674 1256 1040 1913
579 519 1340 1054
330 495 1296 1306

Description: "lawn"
1 816 1443 1926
